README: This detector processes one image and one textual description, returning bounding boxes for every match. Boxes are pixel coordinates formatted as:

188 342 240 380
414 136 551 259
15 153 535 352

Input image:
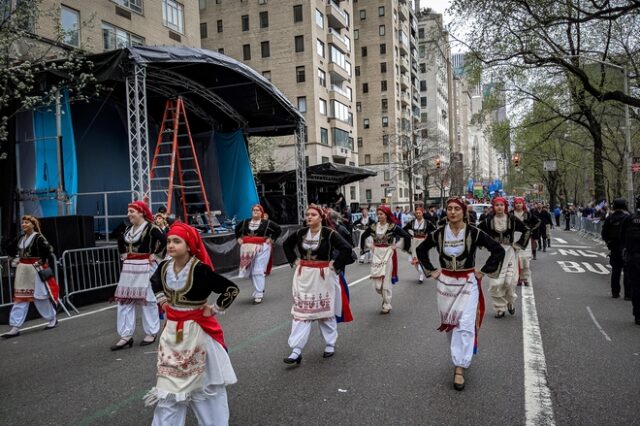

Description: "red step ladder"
148 97 214 231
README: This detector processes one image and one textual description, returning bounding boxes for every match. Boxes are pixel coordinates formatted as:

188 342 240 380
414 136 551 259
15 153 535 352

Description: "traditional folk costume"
403 209 436 283
478 198 529 317
4 229 58 336
415 213 504 372
235 205 282 303
359 206 411 313
147 223 239 426
511 198 540 287
354 213 376 263
114 201 167 342
282 220 353 361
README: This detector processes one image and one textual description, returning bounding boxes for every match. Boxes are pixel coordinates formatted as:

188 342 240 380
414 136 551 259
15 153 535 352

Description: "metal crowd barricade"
62 246 121 313
69 190 140 243
0 254 72 317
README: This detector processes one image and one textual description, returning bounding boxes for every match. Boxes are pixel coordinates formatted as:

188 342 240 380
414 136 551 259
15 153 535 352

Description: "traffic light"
435 158 441 169
513 154 520 167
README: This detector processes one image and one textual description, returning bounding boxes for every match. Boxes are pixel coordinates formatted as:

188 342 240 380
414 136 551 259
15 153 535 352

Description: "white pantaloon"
116 286 159 337
518 246 532 284
372 258 394 310
151 386 229 426
446 280 479 369
488 247 518 313
250 244 271 299
9 298 56 327
288 317 338 354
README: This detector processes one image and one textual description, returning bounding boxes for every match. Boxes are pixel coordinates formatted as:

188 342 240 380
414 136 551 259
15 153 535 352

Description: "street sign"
543 160 557 172
380 183 390 187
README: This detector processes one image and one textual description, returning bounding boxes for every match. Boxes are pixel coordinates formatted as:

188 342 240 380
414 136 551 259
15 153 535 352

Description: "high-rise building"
354 0 420 207
200 1 359 194
26 0 200 54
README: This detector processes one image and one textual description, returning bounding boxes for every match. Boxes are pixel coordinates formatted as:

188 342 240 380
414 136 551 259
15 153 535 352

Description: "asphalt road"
0 229 638 426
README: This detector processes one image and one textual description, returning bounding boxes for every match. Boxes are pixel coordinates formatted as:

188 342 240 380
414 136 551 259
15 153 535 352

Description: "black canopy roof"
258 163 377 186
42 45 304 136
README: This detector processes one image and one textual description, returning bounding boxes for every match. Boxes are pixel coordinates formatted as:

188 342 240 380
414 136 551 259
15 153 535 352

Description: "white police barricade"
62 246 121 313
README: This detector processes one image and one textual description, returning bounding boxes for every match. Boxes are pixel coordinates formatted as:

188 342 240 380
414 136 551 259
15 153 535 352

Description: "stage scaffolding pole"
126 64 151 205
295 121 307 224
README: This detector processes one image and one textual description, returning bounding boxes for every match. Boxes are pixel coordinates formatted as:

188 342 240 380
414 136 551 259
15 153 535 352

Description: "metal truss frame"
295 121 307 223
126 64 151 203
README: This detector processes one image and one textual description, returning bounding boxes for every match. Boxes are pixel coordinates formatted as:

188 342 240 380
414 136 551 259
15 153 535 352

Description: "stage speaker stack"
39 215 95 256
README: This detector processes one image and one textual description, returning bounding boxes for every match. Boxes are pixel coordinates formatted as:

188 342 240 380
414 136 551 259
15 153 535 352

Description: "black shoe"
323 351 335 358
543 248 546 252
612 294 620 299
44 319 58 330
524 281 530 287
495 311 505 318
635 319 640 326
140 335 157 346
624 296 632 301
508 303 516 315
453 368 465 391
110 338 134 351
1 331 20 339
283 355 302 365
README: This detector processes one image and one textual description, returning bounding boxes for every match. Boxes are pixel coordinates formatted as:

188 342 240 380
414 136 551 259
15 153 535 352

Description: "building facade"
354 0 420 208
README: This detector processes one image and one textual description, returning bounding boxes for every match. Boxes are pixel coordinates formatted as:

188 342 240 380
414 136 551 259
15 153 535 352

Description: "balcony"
400 55 409 72
329 84 351 103
398 4 408 21
326 1 348 29
400 74 410 89
399 31 410 55
333 145 352 159
328 28 350 53
328 61 350 82
400 90 410 106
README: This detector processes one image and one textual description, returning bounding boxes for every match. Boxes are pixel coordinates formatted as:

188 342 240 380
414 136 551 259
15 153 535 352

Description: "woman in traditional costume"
354 206 376 263
146 222 239 426
2 216 58 338
511 197 540 286
478 197 529 318
359 205 411 314
416 198 504 390
235 204 281 304
282 204 353 364
403 207 436 283
111 201 167 350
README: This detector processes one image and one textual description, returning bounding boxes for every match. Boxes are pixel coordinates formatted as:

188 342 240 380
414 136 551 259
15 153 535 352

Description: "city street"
1 229 638 426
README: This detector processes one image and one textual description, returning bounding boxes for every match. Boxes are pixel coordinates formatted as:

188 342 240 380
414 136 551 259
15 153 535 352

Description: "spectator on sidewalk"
601 199 630 299
621 195 640 325
554 206 561 227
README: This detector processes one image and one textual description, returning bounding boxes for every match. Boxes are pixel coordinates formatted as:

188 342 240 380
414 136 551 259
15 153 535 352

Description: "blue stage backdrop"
32 90 78 216
213 130 259 221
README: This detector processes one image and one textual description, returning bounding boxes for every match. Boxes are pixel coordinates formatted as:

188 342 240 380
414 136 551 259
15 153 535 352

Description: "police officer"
621 195 640 325
601 198 630 299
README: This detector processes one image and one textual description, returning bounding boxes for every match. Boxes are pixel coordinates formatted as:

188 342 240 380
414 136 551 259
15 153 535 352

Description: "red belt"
125 253 151 260
19 258 39 264
441 269 474 279
297 260 331 278
374 243 391 247
414 236 426 239
165 305 226 350
242 236 267 244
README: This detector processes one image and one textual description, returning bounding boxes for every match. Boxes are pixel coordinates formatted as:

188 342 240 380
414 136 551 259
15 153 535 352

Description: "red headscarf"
446 197 467 214
128 201 153 222
415 207 425 215
307 204 325 219
513 197 527 212
492 197 509 213
252 204 265 216
167 222 214 270
377 205 397 224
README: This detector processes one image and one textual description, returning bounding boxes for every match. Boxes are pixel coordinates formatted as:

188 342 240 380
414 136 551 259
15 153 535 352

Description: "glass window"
381 80 387 91
243 44 251 60
60 6 79 47
380 43 386 54
319 98 327 115
113 0 143 14
321 156 330 164
418 27 425 39
363 118 370 129
421 96 427 107
297 96 307 113
330 100 350 123
356 102 361 112
359 9 366 20
295 35 304 52
293 4 303 22
361 46 367 57
241 14 249 31
357 137 363 147
355 66 360 76
200 22 208 38
102 22 145 50
261 41 270 57
381 98 388 111
362 83 368 93
383 153 389 162
384 170 390 180
262 70 271 81
320 127 329 145
366 189 372 200
315 9 324 28
218 48 224 54
260 11 269 28
382 116 389 127
332 128 351 148
350 186 356 200
318 69 326 87
296 66 305 83
316 39 325 57
364 154 371 164
162 0 184 34
379 25 385 36
354 29 359 40
383 135 389 145
420 80 427 91
380 62 387 73
378 6 385 16
217 19 223 32
420 63 426 73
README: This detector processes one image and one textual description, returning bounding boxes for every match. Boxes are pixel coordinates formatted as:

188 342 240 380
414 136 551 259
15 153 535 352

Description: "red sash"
21 258 60 304
19 258 39 264
164 305 227 350
242 236 274 275
297 260 330 279
126 253 151 260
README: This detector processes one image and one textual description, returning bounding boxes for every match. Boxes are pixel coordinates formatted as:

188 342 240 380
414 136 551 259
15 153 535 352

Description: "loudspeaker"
39 215 95 256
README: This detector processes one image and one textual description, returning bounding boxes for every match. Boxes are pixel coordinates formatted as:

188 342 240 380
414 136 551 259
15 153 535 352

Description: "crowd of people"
2 193 640 424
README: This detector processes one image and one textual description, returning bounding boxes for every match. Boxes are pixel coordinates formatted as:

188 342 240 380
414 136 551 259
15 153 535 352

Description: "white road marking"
11 304 118 332
348 275 371 287
522 285 556 426
553 238 568 244
546 244 591 249
586 306 612 342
